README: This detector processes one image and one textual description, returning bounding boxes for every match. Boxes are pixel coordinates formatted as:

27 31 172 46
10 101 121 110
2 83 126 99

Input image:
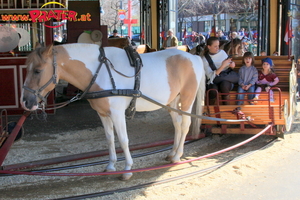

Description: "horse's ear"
45 44 54 56
35 42 42 49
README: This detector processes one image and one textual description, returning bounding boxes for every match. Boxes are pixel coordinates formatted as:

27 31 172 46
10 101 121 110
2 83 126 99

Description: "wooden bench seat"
202 105 284 125
211 90 289 105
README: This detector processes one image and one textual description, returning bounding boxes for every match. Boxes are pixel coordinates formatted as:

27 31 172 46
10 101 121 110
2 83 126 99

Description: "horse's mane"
26 43 99 65
59 43 98 49
26 46 48 65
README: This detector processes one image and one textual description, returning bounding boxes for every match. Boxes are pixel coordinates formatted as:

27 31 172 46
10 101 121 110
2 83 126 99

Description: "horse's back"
141 49 202 70
137 49 204 111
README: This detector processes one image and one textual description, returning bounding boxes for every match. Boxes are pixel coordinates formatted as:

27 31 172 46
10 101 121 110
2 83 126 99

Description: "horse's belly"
135 78 172 111
135 98 166 112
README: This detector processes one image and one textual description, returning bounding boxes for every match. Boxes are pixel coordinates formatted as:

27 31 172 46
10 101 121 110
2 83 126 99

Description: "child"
236 52 258 105
260 50 266 56
253 57 279 102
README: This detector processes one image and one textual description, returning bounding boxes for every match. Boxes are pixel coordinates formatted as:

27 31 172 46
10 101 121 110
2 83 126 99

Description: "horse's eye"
34 69 41 74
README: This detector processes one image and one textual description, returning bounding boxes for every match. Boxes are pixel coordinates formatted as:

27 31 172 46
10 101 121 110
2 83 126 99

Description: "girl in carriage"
253 57 279 103
236 52 258 105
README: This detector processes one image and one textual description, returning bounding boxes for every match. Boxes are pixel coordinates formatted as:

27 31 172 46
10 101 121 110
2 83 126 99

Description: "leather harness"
83 46 143 119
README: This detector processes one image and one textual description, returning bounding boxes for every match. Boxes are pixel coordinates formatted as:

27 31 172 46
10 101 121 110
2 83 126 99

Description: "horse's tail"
191 64 206 139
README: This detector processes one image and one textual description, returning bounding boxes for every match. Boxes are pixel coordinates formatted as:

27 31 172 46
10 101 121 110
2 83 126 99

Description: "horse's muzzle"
20 94 39 111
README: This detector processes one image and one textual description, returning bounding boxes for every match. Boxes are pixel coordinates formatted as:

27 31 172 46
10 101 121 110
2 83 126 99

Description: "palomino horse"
189 38 244 57
20 44 205 180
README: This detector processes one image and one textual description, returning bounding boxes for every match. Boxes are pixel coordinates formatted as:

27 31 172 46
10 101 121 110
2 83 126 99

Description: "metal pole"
128 0 132 39
120 0 123 37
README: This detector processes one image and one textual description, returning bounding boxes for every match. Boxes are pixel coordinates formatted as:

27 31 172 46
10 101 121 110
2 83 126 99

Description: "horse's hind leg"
166 96 192 163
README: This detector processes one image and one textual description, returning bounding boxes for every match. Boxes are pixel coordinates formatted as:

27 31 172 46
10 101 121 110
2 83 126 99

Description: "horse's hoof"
171 157 181 163
119 173 133 181
104 168 116 172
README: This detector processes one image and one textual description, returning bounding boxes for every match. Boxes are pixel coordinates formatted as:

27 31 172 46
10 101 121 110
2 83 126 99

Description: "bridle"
22 50 58 109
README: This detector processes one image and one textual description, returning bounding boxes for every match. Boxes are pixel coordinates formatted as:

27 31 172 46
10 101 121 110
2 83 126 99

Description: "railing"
205 88 283 121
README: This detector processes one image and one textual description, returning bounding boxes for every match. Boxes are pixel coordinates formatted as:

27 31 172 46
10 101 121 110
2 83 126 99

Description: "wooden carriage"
201 56 297 137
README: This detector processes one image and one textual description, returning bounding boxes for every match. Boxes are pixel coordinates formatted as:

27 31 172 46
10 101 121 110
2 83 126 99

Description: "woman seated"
201 37 238 105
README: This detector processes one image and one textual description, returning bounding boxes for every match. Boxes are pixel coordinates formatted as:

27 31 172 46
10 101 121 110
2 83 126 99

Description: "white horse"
20 44 205 180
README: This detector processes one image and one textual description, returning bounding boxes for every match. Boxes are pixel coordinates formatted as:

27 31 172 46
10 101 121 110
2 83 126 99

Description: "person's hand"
222 58 232 66
229 61 235 69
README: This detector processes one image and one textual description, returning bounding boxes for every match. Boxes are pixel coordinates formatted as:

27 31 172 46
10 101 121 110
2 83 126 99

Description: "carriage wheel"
293 93 298 118
284 99 292 132
5 121 24 142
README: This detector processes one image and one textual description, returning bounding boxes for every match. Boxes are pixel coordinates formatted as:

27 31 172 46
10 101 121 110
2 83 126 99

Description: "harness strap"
83 89 248 122
140 94 249 122
84 89 141 99
124 45 143 119
74 47 114 101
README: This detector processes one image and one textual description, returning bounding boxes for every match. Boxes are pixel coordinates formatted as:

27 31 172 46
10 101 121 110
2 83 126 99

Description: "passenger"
260 50 267 56
202 37 238 105
253 57 279 103
236 52 258 105
162 29 178 48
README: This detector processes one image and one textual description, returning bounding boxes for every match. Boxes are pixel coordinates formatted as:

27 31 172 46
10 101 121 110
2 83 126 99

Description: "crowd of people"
184 28 258 50
202 37 279 105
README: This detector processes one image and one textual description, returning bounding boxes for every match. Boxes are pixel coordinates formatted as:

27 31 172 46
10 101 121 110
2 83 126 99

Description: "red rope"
0 125 271 176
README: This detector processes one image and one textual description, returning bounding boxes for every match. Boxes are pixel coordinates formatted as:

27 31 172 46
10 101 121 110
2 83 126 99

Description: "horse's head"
21 45 58 111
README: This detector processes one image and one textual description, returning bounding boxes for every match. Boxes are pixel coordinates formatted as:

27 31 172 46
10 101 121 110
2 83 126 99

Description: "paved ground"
4 99 300 200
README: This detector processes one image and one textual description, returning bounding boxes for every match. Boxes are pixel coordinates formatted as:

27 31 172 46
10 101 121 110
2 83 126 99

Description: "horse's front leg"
110 110 133 180
99 115 117 172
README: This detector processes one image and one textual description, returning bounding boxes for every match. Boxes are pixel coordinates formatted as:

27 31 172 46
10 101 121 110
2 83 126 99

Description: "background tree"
177 0 258 35
101 0 140 35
